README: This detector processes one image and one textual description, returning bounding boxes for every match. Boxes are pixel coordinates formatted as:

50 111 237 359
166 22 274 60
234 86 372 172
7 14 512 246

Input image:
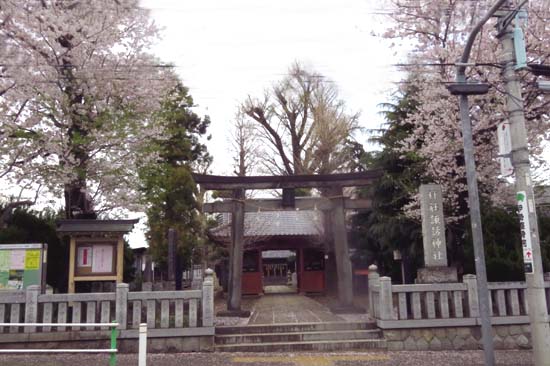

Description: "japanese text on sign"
420 184 448 267
517 191 533 273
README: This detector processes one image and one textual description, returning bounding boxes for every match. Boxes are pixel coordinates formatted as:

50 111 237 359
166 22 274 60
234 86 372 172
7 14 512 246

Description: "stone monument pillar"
416 184 458 283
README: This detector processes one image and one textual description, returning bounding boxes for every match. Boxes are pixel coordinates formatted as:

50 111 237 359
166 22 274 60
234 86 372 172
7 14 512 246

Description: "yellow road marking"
232 354 390 366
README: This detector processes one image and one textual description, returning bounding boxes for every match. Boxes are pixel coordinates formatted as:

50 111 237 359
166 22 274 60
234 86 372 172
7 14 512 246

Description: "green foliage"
350 89 425 281
123 241 136 284
139 83 212 272
463 205 522 281
462 204 550 281
537 213 550 272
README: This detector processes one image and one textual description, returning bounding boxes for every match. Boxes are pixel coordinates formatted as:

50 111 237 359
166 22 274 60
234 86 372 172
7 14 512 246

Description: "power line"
0 61 505 71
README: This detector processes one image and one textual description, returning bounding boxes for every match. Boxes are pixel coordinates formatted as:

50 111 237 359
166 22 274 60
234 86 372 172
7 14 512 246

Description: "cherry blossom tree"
0 0 177 218
383 0 550 220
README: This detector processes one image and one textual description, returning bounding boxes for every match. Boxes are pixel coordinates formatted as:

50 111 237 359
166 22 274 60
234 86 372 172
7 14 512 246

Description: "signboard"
0 244 47 291
517 191 534 273
77 246 92 267
75 242 116 276
420 184 448 267
497 122 514 177
92 245 114 273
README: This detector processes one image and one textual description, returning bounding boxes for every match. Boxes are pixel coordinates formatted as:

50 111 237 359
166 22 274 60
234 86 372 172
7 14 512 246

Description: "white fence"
0 269 214 341
368 266 550 329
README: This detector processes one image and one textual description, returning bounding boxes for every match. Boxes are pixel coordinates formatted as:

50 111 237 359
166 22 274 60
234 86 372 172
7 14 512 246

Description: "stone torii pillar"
330 186 355 310
226 189 247 315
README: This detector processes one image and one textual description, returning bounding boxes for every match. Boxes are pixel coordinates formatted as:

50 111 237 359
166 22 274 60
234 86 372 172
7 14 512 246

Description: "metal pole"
497 9 550 365
457 94 495 366
109 321 117 366
138 323 147 366
450 3 510 365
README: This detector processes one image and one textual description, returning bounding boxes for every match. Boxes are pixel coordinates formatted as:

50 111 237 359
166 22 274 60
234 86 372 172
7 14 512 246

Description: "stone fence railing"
368 266 550 329
0 269 215 343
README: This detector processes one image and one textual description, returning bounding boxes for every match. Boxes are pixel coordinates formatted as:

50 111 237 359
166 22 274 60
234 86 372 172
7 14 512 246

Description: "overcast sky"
139 0 407 175
0 0 410 249
122 0 409 247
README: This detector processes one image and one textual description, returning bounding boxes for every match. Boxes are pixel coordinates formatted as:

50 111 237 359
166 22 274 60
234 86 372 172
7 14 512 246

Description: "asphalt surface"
0 351 535 366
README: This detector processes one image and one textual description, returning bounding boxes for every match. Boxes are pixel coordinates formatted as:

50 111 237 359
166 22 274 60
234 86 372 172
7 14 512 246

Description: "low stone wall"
124 336 213 352
0 329 214 353
383 325 531 351
0 335 214 353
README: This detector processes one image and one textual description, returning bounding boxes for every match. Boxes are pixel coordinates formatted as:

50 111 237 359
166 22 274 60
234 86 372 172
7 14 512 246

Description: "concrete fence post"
367 264 379 317
379 276 394 320
202 268 214 327
464 274 480 318
24 285 40 333
138 323 147 366
116 283 129 330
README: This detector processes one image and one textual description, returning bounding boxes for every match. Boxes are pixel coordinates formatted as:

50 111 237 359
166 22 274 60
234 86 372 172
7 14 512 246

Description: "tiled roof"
210 210 324 238
56 219 139 233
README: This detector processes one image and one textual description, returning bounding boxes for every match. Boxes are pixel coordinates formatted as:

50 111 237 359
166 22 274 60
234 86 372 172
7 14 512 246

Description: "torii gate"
194 171 381 315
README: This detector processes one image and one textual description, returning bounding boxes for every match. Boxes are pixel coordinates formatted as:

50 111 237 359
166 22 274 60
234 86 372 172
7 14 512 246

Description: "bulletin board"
0 243 47 291
68 237 124 293
75 241 117 276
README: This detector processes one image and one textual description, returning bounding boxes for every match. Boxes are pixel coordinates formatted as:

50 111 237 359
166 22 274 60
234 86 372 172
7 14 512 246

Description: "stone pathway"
248 294 344 324
263 285 297 294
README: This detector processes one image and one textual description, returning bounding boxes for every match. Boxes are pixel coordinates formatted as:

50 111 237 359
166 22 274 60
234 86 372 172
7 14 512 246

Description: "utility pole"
497 3 550 365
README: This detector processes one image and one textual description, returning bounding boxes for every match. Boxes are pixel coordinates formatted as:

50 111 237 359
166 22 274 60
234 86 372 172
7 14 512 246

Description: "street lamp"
447 82 490 95
445 1 509 365
537 80 550 92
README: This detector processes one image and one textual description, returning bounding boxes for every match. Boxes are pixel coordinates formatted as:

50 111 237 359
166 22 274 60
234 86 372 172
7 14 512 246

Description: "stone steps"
215 338 387 352
216 321 377 335
214 321 386 352
216 329 382 345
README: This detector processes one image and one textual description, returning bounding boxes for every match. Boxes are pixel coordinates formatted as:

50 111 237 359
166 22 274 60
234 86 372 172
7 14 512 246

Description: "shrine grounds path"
248 291 343 324
0 350 534 366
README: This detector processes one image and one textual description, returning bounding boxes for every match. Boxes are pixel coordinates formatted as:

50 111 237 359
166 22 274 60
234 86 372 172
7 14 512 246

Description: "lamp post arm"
457 0 509 81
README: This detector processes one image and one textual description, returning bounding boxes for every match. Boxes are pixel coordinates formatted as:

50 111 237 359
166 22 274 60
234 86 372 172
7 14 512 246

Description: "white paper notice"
10 250 25 270
77 246 93 267
92 245 113 273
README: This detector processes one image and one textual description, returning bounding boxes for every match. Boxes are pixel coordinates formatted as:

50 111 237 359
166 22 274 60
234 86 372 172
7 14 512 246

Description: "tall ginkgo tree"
241 62 361 176
0 0 177 217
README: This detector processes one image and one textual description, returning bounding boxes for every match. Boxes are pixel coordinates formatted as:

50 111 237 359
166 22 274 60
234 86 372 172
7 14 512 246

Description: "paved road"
0 351 534 366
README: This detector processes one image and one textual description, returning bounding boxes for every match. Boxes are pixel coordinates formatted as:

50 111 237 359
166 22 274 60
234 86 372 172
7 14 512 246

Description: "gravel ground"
0 351 534 366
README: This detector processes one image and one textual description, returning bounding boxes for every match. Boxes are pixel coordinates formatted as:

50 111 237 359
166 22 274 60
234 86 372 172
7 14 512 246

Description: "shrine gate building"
210 210 327 295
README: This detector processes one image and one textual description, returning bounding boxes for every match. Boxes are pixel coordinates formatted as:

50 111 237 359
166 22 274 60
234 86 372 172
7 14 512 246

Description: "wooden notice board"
75 241 117 276
68 237 124 293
